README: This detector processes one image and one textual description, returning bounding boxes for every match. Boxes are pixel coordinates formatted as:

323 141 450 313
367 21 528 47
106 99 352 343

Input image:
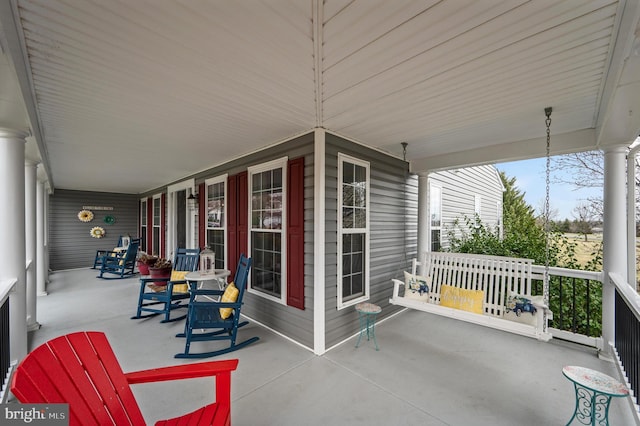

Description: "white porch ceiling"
1 0 639 193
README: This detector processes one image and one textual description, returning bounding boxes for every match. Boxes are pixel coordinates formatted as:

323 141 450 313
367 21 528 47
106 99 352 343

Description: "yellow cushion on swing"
440 285 484 314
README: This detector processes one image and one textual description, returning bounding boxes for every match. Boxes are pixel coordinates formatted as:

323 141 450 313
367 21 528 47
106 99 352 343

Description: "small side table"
185 269 231 293
355 302 382 351
562 365 629 426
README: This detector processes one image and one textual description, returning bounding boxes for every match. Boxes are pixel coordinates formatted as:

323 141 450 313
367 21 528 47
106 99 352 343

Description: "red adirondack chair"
10 331 238 426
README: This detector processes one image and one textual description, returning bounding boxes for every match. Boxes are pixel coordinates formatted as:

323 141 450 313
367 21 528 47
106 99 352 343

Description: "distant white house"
427 165 504 251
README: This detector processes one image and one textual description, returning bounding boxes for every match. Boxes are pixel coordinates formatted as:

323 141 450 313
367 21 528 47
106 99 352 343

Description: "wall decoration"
103 215 116 225
82 206 114 211
90 226 106 238
78 210 94 222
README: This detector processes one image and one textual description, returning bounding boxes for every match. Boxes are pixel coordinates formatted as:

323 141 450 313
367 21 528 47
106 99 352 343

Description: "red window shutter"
146 197 153 252
160 193 166 258
198 182 206 249
227 174 238 275
227 172 247 276
287 157 305 310
237 171 248 259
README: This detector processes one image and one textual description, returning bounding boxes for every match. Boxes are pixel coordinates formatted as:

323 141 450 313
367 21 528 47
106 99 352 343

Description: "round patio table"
562 365 629 426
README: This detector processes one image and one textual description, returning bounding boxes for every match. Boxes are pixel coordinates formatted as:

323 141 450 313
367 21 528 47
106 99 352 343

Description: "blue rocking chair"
92 235 129 269
131 248 200 323
96 239 140 279
175 254 259 359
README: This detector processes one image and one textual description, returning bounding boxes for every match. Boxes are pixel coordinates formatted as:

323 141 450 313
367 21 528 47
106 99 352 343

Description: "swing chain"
543 107 552 325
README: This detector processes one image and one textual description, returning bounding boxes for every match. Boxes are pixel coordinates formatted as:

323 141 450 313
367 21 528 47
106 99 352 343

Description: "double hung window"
205 176 227 269
248 158 286 303
338 154 369 308
430 184 442 252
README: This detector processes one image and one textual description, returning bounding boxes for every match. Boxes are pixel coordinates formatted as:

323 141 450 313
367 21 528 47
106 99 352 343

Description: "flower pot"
137 261 151 275
149 266 172 286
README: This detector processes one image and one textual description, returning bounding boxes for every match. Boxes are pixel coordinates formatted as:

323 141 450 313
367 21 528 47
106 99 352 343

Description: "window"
430 184 442 252
140 199 148 253
338 154 369 308
205 175 227 269
152 195 162 255
248 158 286 302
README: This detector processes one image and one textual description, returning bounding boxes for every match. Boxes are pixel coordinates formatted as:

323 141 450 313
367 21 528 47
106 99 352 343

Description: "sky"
495 157 602 221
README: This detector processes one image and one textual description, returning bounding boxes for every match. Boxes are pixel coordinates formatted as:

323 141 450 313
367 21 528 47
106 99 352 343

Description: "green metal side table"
355 302 382 351
562 365 629 426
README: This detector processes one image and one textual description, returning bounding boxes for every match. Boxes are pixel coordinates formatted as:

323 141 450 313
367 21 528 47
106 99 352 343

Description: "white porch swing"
390 108 554 341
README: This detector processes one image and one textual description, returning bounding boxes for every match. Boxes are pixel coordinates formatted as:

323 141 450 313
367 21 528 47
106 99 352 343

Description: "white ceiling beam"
410 128 597 173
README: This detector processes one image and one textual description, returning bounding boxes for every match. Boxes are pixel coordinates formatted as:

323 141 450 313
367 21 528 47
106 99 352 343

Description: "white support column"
0 128 29 363
25 160 40 331
313 128 326 355
36 172 47 296
417 173 429 256
602 144 628 358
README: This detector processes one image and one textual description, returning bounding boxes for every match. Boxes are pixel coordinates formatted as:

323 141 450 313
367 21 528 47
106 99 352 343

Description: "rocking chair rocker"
176 254 259 359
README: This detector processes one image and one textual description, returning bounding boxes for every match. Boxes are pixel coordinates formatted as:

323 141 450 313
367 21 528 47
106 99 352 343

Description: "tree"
572 202 594 241
447 171 550 264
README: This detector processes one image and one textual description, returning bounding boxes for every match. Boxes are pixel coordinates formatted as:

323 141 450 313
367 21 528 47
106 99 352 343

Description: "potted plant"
148 258 173 286
137 253 159 275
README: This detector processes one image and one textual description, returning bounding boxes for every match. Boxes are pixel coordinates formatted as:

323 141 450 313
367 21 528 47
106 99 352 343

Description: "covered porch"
1 1 640 423
23 267 638 425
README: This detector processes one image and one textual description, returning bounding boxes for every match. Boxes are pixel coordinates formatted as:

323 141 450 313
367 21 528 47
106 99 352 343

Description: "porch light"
187 191 198 211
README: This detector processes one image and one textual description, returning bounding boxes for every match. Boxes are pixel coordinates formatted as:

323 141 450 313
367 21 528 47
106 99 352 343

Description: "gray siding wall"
430 165 503 250
324 134 418 348
49 190 139 270
183 133 316 349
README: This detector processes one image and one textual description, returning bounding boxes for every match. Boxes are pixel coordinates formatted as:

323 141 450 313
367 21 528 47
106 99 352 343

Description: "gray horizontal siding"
49 190 139 270
183 133 316 349
324 134 417 348
431 165 503 250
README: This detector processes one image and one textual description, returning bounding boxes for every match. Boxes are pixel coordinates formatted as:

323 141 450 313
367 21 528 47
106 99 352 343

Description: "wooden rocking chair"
175 254 259 359
10 331 238 426
92 235 126 269
96 238 140 279
131 248 200 323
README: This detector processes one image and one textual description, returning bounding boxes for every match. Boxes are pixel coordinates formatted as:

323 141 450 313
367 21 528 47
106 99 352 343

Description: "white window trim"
204 174 228 269
337 153 370 310
166 179 196 258
140 198 148 252
247 157 288 304
152 193 162 256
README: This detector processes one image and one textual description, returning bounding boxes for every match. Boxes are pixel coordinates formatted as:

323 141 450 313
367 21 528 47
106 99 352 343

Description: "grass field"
562 232 603 267
562 232 640 290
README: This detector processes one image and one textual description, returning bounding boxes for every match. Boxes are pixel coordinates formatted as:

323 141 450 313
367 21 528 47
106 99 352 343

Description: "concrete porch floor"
22 268 637 425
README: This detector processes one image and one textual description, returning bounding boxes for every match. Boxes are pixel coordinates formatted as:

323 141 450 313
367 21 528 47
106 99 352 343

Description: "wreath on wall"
90 226 106 239
77 210 94 222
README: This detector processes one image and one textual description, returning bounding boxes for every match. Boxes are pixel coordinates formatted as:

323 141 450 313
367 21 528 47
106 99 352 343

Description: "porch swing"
389 108 554 341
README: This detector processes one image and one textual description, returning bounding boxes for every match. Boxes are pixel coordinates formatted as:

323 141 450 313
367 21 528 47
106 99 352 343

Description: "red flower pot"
149 266 172 286
137 261 151 275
